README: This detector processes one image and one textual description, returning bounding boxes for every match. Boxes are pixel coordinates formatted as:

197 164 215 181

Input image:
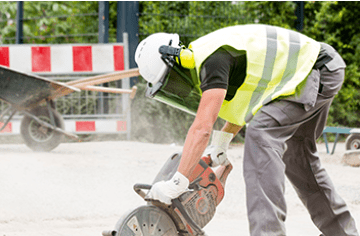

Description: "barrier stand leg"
323 133 330 154
331 133 340 155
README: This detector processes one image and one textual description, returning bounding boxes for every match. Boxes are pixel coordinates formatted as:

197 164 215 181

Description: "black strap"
313 43 334 70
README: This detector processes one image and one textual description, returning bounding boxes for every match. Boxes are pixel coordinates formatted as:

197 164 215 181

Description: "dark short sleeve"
199 48 234 92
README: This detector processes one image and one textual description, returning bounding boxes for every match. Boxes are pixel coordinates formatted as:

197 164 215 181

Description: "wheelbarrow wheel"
20 106 64 152
345 133 360 150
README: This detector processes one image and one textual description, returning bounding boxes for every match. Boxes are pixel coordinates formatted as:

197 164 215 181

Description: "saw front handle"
133 183 152 199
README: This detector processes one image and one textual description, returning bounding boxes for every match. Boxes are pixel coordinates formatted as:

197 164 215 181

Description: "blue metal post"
116 1 126 92
117 1 139 86
99 1 109 43
16 1 24 44
125 1 139 71
116 2 139 140
116 1 126 43
295 1 304 31
98 1 110 114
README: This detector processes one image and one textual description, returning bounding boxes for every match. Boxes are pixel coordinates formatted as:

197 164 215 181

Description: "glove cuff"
170 171 189 191
210 130 233 150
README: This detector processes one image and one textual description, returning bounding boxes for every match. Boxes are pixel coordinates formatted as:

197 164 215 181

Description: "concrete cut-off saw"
102 152 233 236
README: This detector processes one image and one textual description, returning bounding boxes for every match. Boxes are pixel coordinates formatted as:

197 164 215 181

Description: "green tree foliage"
0 2 17 43
0 1 119 44
139 1 297 45
302 2 360 128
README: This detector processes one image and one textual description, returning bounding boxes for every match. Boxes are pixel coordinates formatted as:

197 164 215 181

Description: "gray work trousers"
244 66 359 236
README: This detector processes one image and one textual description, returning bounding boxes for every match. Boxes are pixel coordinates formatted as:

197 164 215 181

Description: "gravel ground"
0 140 359 236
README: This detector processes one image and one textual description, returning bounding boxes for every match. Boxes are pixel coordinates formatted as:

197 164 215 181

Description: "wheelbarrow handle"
0 106 17 132
133 183 152 199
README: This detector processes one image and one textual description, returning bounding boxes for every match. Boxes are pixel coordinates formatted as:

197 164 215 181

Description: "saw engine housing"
150 152 233 235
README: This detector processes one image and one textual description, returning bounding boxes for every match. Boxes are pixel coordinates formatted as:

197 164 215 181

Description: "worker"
134 24 359 235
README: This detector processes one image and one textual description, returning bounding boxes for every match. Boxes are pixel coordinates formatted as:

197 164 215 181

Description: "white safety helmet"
135 33 180 85
134 33 201 116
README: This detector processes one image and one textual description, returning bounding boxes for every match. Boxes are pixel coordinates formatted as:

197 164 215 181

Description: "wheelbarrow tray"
0 65 139 152
0 65 79 110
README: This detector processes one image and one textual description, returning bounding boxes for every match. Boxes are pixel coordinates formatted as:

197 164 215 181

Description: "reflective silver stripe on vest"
244 27 301 122
244 26 277 122
262 30 300 105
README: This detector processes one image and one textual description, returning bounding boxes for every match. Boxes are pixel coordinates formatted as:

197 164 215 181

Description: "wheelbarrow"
322 126 360 154
0 65 139 152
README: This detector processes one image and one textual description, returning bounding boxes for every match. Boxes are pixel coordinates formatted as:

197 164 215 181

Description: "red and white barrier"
0 43 131 138
0 44 125 74
0 121 20 134
0 119 127 135
65 120 127 133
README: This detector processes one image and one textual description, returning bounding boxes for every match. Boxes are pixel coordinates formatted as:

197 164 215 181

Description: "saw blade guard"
113 205 178 236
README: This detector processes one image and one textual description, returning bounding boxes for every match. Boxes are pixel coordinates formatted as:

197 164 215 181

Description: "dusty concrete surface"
0 140 359 236
342 150 360 167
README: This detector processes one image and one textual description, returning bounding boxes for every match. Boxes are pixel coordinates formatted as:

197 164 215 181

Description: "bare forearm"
177 124 211 178
176 88 226 179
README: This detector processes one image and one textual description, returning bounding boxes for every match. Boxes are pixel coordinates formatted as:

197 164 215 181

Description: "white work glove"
204 130 233 167
145 171 189 205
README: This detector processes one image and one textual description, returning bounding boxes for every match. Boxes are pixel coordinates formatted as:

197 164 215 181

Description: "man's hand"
204 130 233 167
145 171 189 205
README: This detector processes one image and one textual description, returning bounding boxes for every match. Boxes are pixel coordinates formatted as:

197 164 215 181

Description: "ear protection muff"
178 47 195 69
159 45 195 69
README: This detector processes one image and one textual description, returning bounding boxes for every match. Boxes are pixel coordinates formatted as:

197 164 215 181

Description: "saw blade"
115 205 178 236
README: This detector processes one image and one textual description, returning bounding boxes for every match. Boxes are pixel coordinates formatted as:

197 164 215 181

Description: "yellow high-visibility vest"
189 24 321 126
